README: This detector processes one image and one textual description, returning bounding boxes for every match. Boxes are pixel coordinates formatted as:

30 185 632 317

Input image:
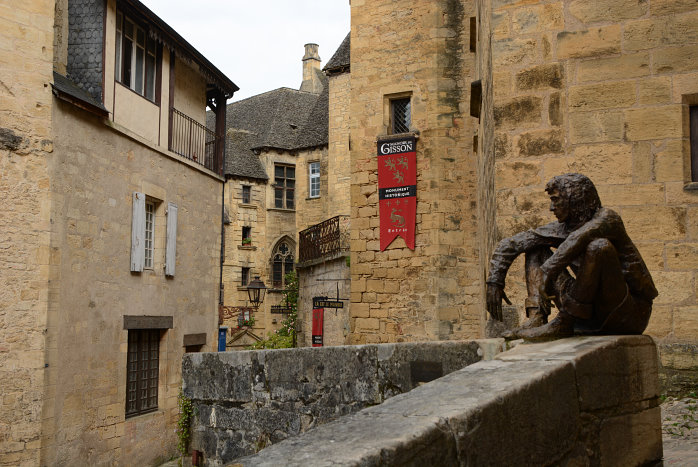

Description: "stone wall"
485 0 698 388
235 336 663 466
297 255 351 347
183 340 503 465
0 0 55 465
327 71 351 218
39 100 222 466
349 0 481 344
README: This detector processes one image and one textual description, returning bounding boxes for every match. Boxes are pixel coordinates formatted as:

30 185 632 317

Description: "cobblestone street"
662 396 698 465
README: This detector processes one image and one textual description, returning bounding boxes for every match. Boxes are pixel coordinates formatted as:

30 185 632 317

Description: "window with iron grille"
144 200 155 268
241 267 250 286
126 329 160 417
242 185 251 204
115 11 158 101
391 98 411 134
271 240 294 288
309 162 320 198
274 165 295 209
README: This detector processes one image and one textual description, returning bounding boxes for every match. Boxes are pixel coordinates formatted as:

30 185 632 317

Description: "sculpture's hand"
486 283 511 322
538 271 555 315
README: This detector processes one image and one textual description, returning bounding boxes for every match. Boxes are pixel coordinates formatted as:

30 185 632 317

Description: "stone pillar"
300 43 323 94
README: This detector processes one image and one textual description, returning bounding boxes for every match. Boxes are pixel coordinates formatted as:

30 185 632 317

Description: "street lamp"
247 276 267 309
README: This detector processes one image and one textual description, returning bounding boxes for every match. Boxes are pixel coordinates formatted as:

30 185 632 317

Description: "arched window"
271 239 294 288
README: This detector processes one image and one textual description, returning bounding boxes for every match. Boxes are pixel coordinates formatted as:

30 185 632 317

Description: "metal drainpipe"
219 177 226 308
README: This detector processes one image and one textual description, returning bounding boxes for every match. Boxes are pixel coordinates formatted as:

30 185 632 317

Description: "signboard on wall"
377 136 417 251
311 308 324 347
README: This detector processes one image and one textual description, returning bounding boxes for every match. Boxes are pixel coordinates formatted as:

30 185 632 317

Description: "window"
390 98 411 134
144 200 155 268
116 11 157 101
271 240 294 288
242 185 251 204
688 105 698 182
241 267 250 286
274 164 295 209
309 162 320 198
126 329 160 417
242 226 251 245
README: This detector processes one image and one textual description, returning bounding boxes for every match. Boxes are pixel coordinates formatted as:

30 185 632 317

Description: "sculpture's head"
545 173 601 227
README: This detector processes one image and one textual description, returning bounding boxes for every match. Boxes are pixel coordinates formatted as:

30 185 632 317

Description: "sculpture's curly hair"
545 173 601 226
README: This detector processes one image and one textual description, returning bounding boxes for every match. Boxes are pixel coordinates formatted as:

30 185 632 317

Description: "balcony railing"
298 215 349 264
169 107 223 174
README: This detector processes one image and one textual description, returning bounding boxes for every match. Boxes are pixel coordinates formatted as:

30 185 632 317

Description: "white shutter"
131 192 146 272
165 202 178 276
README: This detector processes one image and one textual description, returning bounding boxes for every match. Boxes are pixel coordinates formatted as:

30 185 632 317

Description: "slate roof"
52 71 108 115
218 82 329 180
323 33 350 75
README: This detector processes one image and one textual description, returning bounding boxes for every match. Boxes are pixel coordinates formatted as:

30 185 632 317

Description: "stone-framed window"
390 97 411 134
126 329 160 418
241 267 250 286
115 10 158 101
309 161 320 198
242 226 251 245
271 239 294 288
242 185 251 204
274 164 295 209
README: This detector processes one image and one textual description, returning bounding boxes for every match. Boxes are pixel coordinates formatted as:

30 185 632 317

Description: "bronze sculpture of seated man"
486 173 658 340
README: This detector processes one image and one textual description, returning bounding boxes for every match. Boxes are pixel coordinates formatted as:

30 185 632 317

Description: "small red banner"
377 136 417 251
311 308 324 347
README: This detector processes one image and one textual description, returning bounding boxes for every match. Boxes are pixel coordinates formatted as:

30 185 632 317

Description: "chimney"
300 43 322 94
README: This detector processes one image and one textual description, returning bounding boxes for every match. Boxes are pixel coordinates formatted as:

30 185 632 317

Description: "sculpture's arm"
540 209 619 280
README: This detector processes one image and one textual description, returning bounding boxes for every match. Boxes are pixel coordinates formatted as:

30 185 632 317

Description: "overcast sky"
142 0 350 102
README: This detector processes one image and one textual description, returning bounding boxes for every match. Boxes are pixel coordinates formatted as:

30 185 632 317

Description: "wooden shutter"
131 192 146 272
165 202 177 276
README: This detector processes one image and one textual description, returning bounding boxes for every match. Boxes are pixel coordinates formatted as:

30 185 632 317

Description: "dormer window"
115 11 158 101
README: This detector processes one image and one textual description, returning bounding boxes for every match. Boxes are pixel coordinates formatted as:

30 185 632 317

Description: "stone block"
511 4 563 35
638 77 672 106
651 0 698 15
653 45 698 74
599 407 663 467
622 206 685 241
566 143 633 184
666 181 698 206
633 142 653 183
494 132 510 159
517 129 563 156
674 306 698 340
569 111 624 144
494 95 542 129
515 63 563 91
636 242 665 270
645 304 672 338
549 92 562 126
492 38 537 67
672 72 698 104
569 81 636 111
652 271 694 305
569 0 647 24
624 106 683 141
656 145 687 185
495 161 541 188
182 352 253 402
556 26 622 59
576 52 650 83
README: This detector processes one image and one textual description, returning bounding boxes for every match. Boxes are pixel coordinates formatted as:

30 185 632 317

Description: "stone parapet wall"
236 336 663 466
182 340 503 465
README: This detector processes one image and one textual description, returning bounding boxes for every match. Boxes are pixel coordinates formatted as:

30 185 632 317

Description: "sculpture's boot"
517 311 574 341
521 297 548 329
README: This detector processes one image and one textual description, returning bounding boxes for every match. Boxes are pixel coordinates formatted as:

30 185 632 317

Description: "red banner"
311 308 324 347
377 136 416 250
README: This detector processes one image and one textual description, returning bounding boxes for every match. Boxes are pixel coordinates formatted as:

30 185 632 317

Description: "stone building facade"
475 0 698 389
342 0 698 382
348 0 480 344
1 0 236 464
